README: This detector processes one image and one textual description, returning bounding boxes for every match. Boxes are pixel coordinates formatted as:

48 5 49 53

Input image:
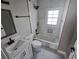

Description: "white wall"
9 0 31 36
37 0 66 41
58 0 77 56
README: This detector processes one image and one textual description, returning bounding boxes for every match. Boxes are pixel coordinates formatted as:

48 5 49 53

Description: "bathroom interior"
1 0 77 59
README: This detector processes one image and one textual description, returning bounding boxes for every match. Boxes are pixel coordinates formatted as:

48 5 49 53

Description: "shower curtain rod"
15 16 30 18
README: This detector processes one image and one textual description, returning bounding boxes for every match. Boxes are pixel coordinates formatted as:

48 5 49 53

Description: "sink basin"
6 40 25 53
6 34 33 54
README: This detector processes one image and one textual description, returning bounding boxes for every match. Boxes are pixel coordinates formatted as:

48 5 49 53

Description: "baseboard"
57 49 67 59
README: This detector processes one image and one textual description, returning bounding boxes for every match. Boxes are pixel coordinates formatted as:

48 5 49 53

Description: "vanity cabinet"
13 50 27 59
8 42 33 59
27 43 33 59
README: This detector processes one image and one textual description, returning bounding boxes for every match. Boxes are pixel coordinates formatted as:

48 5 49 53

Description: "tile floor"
33 46 65 59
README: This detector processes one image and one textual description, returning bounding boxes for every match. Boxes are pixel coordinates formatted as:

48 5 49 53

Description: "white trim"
57 49 67 59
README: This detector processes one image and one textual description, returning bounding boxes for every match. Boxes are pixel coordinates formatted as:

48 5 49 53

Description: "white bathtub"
35 34 59 49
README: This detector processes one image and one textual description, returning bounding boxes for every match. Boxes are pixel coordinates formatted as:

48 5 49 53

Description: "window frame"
47 10 59 25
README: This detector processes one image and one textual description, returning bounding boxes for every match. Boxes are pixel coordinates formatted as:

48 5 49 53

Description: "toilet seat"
32 40 42 47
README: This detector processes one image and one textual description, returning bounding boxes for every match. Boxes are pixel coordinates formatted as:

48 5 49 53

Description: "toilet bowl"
32 40 42 52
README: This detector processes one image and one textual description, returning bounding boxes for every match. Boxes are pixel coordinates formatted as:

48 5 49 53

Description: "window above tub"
47 10 59 25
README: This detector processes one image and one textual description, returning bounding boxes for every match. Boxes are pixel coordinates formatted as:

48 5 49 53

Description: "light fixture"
33 4 39 10
29 0 39 10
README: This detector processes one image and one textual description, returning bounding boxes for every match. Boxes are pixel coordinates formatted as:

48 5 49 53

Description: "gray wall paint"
67 27 77 56
58 0 77 56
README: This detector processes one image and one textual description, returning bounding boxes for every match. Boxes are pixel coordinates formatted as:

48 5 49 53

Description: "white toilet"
32 40 42 53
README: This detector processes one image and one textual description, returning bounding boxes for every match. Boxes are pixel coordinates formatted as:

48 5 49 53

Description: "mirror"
1 9 17 39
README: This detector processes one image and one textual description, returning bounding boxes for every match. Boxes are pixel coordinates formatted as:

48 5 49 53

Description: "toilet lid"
32 40 42 46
